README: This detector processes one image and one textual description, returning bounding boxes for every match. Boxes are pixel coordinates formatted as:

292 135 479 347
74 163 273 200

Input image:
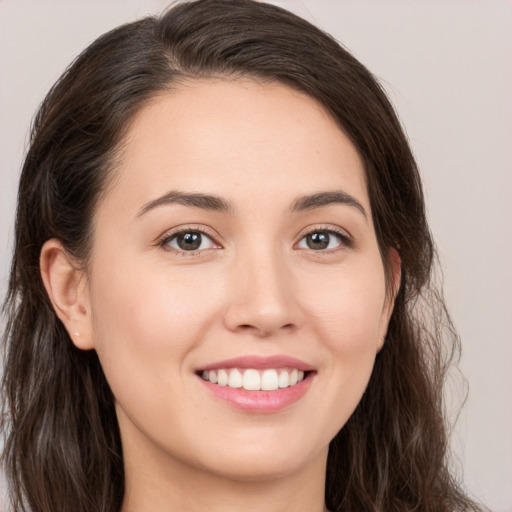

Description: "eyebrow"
290 191 367 219
136 190 233 218
136 189 367 219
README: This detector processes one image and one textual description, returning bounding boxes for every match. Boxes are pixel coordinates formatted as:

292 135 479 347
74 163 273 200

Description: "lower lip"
197 373 314 413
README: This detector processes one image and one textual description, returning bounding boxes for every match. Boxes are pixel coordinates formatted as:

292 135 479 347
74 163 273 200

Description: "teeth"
261 369 279 390
243 369 260 390
201 368 306 391
217 369 228 386
228 368 243 388
278 370 289 388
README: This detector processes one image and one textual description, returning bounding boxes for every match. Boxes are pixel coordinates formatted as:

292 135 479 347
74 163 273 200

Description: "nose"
223 246 302 338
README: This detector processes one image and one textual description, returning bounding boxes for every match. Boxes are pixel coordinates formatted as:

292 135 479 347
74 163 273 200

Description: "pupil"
307 232 329 250
178 232 201 251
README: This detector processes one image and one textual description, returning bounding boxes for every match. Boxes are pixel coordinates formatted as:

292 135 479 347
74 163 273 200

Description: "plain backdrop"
0 1 511 511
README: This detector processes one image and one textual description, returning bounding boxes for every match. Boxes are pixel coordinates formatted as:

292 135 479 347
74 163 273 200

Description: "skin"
41 79 399 512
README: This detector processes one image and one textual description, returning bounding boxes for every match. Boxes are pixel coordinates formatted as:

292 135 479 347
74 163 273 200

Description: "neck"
121 437 329 512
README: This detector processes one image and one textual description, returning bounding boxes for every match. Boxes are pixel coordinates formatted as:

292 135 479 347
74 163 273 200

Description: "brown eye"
297 230 345 251
165 231 215 252
176 232 202 250
306 232 329 250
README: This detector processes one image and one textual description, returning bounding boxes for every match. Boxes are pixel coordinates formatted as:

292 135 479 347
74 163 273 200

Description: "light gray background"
1 1 510 511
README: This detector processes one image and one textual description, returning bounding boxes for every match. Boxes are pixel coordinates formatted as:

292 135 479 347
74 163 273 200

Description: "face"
83 79 395 483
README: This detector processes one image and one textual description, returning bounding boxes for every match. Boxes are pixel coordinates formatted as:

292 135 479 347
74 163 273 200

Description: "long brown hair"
1 1 485 511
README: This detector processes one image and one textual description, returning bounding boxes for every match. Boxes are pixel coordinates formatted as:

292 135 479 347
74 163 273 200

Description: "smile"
201 367 306 391
196 356 315 412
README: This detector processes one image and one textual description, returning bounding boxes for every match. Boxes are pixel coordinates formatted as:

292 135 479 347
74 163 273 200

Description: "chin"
208 454 312 483
194 433 327 483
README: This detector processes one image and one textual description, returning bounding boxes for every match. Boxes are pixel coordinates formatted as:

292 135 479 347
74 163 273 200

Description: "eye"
162 230 217 253
297 229 348 251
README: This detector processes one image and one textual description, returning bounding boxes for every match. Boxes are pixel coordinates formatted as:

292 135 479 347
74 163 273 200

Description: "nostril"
223 297 301 336
236 322 297 337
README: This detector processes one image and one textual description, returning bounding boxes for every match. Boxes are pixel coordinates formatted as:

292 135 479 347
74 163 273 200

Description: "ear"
377 247 402 351
387 246 402 306
40 238 95 350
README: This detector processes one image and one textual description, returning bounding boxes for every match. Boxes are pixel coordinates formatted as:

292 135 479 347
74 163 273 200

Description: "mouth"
198 367 310 391
195 356 316 412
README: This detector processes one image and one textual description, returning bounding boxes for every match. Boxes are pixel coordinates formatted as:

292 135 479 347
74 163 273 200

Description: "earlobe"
40 239 95 350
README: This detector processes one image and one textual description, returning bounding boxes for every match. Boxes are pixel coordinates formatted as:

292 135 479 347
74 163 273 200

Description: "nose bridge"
223 237 299 336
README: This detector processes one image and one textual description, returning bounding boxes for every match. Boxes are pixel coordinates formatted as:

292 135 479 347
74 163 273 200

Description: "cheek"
302 260 386 400
87 258 226 442
303 262 388 351
284 260 389 446
88 256 223 390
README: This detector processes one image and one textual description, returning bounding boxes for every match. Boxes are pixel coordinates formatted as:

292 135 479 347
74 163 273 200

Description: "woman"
0 1 487 511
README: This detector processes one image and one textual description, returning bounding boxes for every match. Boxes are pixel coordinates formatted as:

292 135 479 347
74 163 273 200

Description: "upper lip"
199 355 315 372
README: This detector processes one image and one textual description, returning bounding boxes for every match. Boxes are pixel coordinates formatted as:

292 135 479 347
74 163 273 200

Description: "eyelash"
156 225 220 256
156 225 353 256
297 225 354 252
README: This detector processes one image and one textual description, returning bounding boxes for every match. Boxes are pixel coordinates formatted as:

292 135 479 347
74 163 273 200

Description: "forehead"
103 78 369 218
